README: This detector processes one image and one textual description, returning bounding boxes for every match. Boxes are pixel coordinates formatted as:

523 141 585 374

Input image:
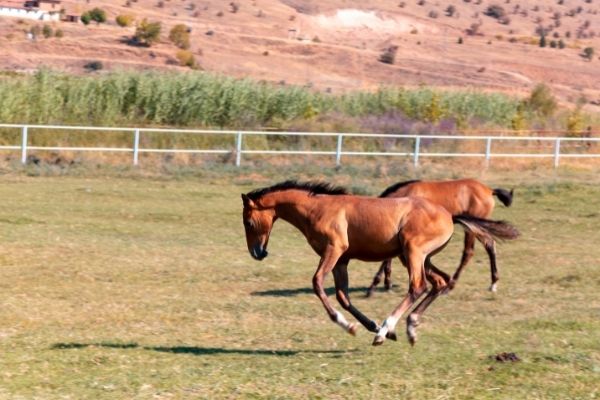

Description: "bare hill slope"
1 0 599 105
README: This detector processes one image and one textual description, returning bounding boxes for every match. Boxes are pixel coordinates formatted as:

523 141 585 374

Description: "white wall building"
0 0 60 21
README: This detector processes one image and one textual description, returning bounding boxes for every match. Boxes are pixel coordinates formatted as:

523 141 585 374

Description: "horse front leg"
333 260 380 333
312 246 357 335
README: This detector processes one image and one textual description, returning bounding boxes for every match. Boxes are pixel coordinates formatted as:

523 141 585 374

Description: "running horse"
366 179 514 297
241 180 519 345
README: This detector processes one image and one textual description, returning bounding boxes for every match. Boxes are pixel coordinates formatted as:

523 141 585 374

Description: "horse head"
241 193 276 261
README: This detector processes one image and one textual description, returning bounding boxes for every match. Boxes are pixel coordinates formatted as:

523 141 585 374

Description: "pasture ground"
0 165 599 399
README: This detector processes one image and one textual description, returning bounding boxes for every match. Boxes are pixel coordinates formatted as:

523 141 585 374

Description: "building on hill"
0 0 61 21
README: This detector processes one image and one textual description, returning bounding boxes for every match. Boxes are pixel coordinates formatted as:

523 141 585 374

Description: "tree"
445 5 456 16
81 8 106 25
526 84 557 118
169 24 190 49
80 12 92 25
539 33 546 47
91 8 106 23
134 19 161 46
582 46 595 60
484 4 507 19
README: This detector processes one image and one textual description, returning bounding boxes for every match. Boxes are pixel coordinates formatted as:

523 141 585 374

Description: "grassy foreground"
0 170 599 399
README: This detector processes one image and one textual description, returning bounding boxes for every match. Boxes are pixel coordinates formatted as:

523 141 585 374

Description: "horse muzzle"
250 245 268 261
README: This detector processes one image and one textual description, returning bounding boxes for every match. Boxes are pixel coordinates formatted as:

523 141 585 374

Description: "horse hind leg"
366 259 390 298
373 248 427 346
406 257 451 346
450 231 475 290
485 241 499 292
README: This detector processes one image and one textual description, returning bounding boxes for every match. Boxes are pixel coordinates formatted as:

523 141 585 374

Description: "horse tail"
492 188 514 207
452 215 519 248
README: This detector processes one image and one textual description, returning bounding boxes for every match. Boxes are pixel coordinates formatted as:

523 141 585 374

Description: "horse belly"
345 233 400 262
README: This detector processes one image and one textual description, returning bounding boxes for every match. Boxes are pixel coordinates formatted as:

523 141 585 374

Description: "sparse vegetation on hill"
175 50 197 68
169 24 191 49
81 8 107 25
116 15 135 27
133 19 162 46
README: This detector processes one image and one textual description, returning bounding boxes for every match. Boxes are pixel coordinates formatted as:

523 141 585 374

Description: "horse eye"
244 220 253 228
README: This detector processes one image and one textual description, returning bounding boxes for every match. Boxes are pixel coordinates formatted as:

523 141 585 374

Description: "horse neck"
261 190 314 231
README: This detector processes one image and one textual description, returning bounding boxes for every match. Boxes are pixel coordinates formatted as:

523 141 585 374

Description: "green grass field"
0 169 599 399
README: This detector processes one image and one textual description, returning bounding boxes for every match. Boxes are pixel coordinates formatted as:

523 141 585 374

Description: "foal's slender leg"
365 259 391 298
384 259 393 291
332 261 380 333
485 241 499 292
406 258 451 345
373 249 428 346
451 232 476 288
312 246 356 335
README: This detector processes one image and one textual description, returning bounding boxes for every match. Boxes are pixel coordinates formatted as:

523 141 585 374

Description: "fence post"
413 136 421 167
20 125 28 165
336 134 343 166
133 128 140 166
485 137 492 166
235 132 243 167
554 138 561 168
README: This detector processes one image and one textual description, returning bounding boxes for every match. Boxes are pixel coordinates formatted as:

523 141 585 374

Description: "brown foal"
366 179 514 297
241 181 519 345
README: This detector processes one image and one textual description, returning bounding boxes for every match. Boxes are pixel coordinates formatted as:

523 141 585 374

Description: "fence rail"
1 123 599 168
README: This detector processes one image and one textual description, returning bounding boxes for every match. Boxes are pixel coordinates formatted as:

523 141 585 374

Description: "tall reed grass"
0 70 521 129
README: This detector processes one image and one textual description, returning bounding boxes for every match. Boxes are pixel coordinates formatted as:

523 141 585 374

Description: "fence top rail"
1 123 599 142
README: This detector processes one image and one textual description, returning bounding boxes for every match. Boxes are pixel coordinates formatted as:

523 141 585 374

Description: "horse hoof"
489 283 498 293
348 323 358 336
372 335 385 346
365 290 374 298
406 315 419 346
408 334 417 347
386 331 397 341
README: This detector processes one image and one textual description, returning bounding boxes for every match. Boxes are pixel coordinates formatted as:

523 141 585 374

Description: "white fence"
1 124 599 168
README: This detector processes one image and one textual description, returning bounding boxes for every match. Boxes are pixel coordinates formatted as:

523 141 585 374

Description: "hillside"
1 0 599 107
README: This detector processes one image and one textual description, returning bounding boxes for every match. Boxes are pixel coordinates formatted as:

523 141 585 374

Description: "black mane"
379 180 421 198
246 180 349 201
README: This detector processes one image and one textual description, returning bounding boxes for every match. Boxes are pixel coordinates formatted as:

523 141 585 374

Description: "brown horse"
366 179 514 297
241 180 518 345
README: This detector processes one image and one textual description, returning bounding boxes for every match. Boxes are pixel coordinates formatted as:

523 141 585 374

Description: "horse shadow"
251 286 380 297
51 342 354 357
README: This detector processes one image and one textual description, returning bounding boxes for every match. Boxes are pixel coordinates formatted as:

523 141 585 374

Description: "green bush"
116 15 135 27
89 8 107 24
169 24 190 49
42 24 53 38
175 50 197 68
526 84 557 118
134 19 161 46
80 13 91 25
81 8 106 25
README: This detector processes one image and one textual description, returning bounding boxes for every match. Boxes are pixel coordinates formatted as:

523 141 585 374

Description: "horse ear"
241 194 255 208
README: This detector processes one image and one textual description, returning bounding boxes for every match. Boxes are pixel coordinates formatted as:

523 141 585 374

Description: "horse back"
384 179 495 218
